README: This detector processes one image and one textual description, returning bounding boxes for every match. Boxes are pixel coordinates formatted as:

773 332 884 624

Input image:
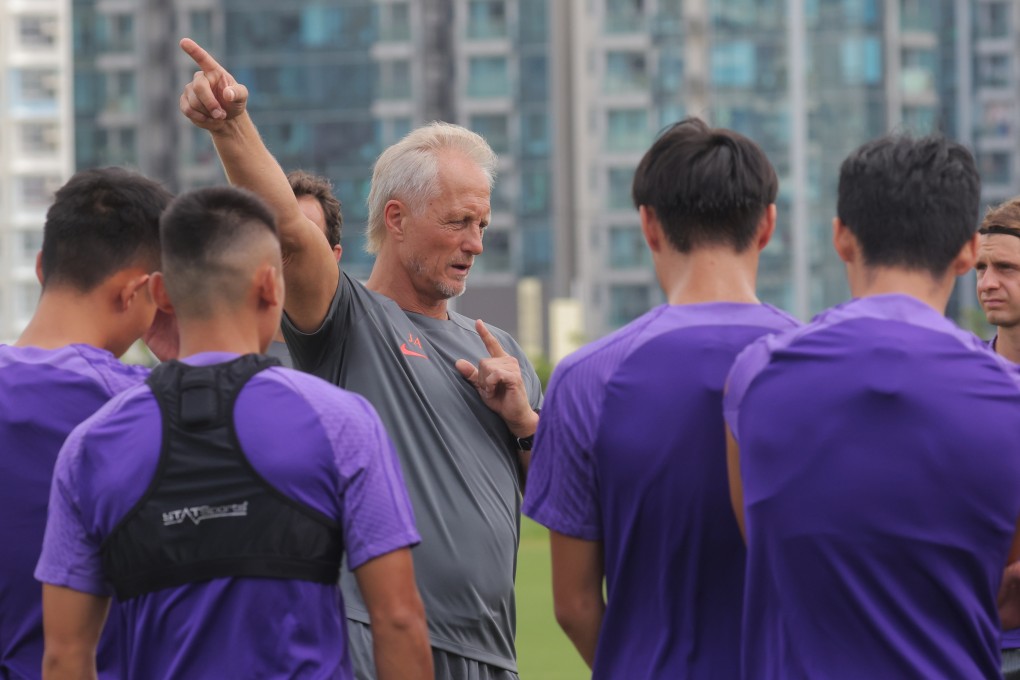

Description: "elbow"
42 646 94 680
370 598 428 637
553 593 601 637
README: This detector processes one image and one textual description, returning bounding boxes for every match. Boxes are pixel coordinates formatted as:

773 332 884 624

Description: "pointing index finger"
180 38 224 76
476 319 508 358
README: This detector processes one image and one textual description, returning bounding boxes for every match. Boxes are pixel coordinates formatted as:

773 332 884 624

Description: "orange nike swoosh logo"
400 343 428 359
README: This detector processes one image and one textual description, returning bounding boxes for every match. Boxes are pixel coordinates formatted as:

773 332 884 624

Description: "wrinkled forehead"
979 231 1020 261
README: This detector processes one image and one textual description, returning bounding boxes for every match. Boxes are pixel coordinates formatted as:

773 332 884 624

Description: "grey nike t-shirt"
282 271 542 671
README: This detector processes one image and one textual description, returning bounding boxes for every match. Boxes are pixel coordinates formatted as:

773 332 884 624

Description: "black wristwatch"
516 434 535 451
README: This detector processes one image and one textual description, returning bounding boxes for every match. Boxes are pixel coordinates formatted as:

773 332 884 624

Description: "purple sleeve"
309 392 420 570
34 424 112 597
522 361 602 542
722 337 777 444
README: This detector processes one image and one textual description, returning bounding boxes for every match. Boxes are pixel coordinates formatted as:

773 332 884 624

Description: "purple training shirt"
724 294 1020 679
35 352 419 680
0 344 146 680
523 302 799 679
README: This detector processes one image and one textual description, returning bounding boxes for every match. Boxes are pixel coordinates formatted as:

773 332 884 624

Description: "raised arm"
178 38 338 332
353 548 433 680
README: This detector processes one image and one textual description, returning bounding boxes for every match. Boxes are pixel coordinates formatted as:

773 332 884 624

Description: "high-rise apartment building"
59 0 1013 352
0 0 74 341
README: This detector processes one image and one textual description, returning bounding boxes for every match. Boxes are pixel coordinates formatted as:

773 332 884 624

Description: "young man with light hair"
35 186 430 680
178 39 541 679
977 198 1020 365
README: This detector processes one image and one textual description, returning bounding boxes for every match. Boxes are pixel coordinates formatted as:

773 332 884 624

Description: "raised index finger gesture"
179 38 248 128
477 319 509 358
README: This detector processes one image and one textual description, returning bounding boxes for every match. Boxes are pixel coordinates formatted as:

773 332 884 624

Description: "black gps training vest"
101 354 343 600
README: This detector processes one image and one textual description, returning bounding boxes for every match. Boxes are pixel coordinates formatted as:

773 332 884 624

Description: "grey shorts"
347 619 519 680
1004 647 1020 680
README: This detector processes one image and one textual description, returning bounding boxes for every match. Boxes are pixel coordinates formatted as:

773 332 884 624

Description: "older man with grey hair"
178 39 542 680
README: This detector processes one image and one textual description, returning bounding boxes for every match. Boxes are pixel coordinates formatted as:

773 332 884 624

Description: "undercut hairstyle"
980 198 1020 240
837 134 981 275
631 117 778 253
365 121 498 254
159 186 278 318
287 170 343 248
41 167 172 291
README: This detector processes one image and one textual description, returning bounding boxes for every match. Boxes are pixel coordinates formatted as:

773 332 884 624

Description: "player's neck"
176 315 266 360
657 247 760 306
366 254 449 319
848 266 953 315
995 326 1020 365
15 289 118 354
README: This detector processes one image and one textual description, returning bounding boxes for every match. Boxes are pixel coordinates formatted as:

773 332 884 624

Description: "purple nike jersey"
35 352 419 679
0 344 146 679
523 302 799 678
725 294 1020 679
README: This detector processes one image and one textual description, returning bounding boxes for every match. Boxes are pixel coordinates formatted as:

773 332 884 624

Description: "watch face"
516 435 535 451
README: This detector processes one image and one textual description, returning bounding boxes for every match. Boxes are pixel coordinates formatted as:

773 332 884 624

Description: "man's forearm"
372 619 434 680
42 648 96 680
556 601 604 669
208 113 305 251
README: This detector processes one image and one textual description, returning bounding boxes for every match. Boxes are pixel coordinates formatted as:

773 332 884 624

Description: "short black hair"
41 167 172 291
159 186 278 317
837 134 980 275
631 117 778 253
287 170 343 247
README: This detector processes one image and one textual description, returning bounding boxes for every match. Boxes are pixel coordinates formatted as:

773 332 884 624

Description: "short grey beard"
408 255 465 299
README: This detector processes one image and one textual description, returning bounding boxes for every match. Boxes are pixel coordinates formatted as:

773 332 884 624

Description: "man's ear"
952 232 979 276
756 204 777 251
333 244 343 263
118 271 151 312
35 251 44 286
832 217 858 264
639 205 663 253
257 264 283 309
149 272 175 314
383 199 407 242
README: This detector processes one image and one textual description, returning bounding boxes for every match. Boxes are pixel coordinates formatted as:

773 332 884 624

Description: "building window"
17 69 59 104
606 109 649 152
467 1 507 39
605 0 644 34
605 51 648 93
902 105 936 133
977 2 1010 38
17 15 58 48
378 60 411 100
521 112 549 158
607 167 636 211
20 122 59 155
841 36 882 85
711 41 755 88
609 284 650 328
978 102 1012 138
105 71 137 114
378 2 411 42
608 226 651 269
977 54 1011 88
979 152 1011 185
520 55 548 102
520 169 550 216
20 175 62 209
17 229 44 266
467 56 510 98
470 114 510 154
900 0 934 31
519 0 548 43
900 48 935 96
475 229 511 273
520 222 551 276
98 13 134 53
